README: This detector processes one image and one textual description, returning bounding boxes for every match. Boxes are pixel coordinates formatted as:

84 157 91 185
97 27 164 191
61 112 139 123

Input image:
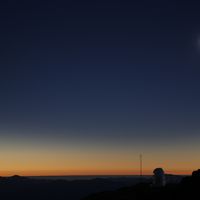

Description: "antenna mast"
140 154 143 177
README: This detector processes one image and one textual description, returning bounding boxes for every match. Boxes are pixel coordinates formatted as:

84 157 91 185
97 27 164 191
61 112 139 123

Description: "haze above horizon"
0 0 200 175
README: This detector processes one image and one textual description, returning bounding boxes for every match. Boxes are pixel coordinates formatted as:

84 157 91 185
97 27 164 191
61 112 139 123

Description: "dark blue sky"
0 0 200 146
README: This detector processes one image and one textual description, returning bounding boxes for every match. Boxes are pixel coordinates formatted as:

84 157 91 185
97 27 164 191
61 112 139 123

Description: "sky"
0 0 200 176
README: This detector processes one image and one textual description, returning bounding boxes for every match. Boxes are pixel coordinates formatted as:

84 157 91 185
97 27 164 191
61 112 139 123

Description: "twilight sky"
0 0 200 175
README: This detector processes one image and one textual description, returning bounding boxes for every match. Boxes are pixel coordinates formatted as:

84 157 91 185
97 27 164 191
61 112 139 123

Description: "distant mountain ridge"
0 174 152 200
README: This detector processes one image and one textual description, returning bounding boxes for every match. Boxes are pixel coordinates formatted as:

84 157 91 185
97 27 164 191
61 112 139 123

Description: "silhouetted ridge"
0 171 194 200
192 169 200 177
83 169 200 200
0 175 150 200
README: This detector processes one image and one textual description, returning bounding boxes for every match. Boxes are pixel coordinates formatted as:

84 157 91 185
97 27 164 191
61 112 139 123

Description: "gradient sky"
0 0 200 176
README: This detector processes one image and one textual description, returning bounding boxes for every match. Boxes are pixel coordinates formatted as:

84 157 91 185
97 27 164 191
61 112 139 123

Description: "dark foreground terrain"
84 170 200 200
0 175 150 200
0 172 192 200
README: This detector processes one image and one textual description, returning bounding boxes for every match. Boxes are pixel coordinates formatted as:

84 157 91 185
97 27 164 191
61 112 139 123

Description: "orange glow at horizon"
0 135 199 177
0 169 193 177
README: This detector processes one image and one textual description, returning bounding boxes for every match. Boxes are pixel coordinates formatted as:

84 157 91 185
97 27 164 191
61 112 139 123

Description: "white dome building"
153 168 166 187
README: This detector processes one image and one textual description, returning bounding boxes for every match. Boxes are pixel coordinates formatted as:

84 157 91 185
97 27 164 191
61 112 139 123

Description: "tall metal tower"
139 154 143 177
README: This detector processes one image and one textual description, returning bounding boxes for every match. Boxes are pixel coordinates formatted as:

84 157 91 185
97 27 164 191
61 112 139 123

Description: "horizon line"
0 170 193 177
